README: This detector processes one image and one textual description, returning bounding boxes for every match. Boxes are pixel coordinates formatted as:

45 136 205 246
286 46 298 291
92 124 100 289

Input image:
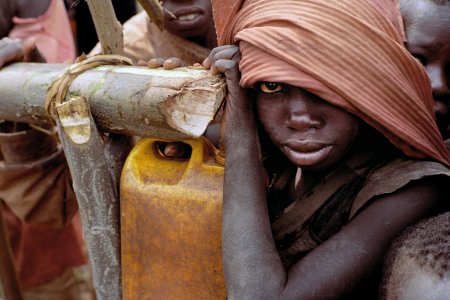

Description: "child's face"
400 0 450 139
256 83 359 171
162 0 214 39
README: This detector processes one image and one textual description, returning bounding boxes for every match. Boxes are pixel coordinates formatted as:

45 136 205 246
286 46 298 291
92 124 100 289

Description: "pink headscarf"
212 0 450 166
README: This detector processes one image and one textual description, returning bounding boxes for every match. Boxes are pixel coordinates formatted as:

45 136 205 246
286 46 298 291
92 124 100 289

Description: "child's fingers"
215 58 247 110
146 57 184 69
22 38 46 63
22 37 37 54
210 46 239 75
213 59 238 77
0 38 25 68
213 46 239 62
163 142 189 158
163 57 183 69
147 58 165 68
137 59 149 66
203 45 238 69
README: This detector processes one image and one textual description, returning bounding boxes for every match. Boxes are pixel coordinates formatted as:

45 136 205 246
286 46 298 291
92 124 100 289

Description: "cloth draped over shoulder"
211 0 450 166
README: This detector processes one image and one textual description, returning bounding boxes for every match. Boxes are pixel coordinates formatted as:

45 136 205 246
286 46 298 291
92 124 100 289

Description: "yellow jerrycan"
120 137 226 300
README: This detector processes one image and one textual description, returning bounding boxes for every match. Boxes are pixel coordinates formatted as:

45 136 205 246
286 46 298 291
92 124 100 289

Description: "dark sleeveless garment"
267 149 450 269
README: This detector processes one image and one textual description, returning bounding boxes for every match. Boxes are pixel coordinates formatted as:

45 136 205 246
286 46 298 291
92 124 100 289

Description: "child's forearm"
222 99 287 299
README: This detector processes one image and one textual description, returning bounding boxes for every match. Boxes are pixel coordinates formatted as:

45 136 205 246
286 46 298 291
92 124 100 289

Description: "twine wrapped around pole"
45 55 132 118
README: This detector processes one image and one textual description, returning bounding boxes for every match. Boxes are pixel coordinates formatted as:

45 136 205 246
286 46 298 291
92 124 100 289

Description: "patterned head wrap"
212 0 450 166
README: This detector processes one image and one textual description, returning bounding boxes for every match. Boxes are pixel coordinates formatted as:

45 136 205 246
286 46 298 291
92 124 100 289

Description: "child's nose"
285 111 322 132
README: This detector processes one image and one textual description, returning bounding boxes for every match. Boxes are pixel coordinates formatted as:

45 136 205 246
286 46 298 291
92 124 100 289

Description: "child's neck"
187 30 218 50
290 168 323 200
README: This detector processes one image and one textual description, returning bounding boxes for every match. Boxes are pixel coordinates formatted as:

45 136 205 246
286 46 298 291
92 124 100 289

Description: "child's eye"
259 82 283 94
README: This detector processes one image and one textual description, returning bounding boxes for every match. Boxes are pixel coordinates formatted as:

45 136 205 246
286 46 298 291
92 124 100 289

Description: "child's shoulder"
350 157 450 218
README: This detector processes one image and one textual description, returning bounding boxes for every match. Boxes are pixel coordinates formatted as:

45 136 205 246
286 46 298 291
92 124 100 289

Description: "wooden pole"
54 96 123 300
86 0 124 55
136 0 165 30
0 63 225 140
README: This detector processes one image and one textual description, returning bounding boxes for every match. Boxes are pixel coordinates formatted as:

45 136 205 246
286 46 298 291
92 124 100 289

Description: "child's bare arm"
280 176 444 299
0 37 45 68
0 38 25 67
205 46 446 299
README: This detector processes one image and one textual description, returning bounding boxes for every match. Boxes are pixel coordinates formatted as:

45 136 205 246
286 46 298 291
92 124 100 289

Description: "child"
379 2 450 298
400 0 450 142
90 0 217 66
382 212 450 300
205 0 450 298
0 1 89 299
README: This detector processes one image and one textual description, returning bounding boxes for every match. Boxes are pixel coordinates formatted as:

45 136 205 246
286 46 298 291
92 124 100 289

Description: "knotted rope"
45 54 132 120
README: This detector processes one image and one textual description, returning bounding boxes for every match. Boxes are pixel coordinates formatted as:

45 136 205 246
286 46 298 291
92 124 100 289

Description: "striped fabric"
212 0 450 166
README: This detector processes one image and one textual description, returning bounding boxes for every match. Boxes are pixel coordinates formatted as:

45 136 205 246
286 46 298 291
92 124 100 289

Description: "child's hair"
381 212 450 296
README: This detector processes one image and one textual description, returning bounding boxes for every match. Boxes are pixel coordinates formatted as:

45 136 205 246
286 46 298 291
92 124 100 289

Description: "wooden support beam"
0 63 225 140
86 0 124 55
136 0 165 30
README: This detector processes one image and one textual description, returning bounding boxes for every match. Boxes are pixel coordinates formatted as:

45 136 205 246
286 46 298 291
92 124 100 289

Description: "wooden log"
55 96 123 300
86 0 124 55
0 63 226 140
137 0 165 30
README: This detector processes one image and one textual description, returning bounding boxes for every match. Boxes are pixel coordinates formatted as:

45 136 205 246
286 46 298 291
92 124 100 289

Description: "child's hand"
202 45 247 111
0 37 46 68
203 45 253 141
138 57 184 69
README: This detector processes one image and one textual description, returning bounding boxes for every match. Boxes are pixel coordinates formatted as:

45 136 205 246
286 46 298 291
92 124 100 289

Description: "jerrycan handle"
154 137 220 184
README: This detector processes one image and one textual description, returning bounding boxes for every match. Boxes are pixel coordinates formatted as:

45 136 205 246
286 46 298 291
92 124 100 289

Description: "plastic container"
120 137 225 300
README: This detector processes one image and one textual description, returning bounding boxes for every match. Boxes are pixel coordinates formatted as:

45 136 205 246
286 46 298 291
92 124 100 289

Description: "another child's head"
162 0 216 47
400 0 450 139
382 212 450 300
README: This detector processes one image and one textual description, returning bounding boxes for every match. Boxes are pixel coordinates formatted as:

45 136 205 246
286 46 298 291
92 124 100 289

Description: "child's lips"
283 143 333 166
170 8 205 29
285 140 329 152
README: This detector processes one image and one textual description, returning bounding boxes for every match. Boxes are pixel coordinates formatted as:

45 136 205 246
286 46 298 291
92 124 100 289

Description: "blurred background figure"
0 0 93 299
400 0 450 142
